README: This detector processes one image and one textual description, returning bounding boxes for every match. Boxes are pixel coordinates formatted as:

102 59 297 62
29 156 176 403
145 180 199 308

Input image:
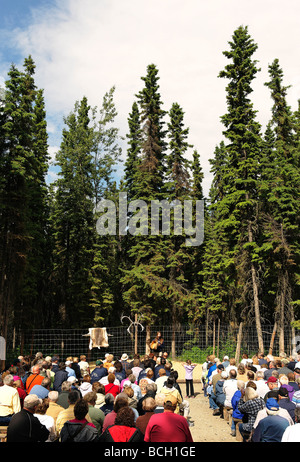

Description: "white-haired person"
46 390 64 424
237 385 265 441
0 374 21 425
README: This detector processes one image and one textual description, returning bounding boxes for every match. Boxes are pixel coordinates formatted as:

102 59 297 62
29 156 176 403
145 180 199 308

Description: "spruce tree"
124 101 142 200
51 97 95 327
262 59 300 353
121 64 168 349
217 26 265 351
0 56 50 336
90 87 123 325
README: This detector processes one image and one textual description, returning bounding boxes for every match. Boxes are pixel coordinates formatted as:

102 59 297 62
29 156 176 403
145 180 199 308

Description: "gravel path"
172 362 236 443
186 382 237 443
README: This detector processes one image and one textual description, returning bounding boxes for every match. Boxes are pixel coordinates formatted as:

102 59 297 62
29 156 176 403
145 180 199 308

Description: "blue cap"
266 398 279 410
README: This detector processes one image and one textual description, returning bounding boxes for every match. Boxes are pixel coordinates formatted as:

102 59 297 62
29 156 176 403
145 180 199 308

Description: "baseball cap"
278 387 289 397
96 360 103 366
266 398 279 410
164 395 177 406
267 376 277 383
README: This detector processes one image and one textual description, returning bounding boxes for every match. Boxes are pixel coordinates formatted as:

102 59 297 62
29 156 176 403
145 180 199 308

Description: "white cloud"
48 145 60 164
4 0 300 196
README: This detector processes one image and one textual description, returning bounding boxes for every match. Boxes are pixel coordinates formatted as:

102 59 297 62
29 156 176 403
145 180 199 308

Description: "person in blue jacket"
230 380 245 436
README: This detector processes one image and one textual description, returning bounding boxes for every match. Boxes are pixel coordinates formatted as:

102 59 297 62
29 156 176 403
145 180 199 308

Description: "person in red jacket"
100 407 144 442
144 394 193 442
104 373 120 398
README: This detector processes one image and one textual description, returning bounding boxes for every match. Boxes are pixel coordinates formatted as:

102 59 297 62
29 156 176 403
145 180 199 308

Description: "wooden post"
217 318 220 358
134 314 138 355
235 322 243 364
213 318 216 356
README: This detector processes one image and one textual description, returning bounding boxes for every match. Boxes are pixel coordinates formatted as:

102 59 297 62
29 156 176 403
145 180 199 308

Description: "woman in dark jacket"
100 407 144 442
60 399 100 442
53 363 68 392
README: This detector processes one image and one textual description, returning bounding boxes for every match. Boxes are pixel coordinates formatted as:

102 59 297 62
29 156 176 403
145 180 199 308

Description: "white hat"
65 360 72 366
123 380 131 388
67 376 78 383
121 353 129 361
224 356 229 360
221 371 228 379
294 362 300 369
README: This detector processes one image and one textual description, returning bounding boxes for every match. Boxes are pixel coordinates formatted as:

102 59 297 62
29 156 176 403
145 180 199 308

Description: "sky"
1 0 300 196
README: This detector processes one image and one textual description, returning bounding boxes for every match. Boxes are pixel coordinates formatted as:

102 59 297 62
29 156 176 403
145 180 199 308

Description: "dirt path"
172 362 236 443
185 382 236 443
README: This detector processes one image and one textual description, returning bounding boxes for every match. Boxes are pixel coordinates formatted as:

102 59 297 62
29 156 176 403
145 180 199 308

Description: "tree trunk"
277 269 289 356
235 322 243 364
217 318 220 359
213 318 216 356
205 310 209 347
248 222 264 353
171 324 176 359
269 322 277 355
290 309 296 356
145 325 151 355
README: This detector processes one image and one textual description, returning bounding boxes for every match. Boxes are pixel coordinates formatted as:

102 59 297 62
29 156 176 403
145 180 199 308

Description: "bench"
0 426 8 443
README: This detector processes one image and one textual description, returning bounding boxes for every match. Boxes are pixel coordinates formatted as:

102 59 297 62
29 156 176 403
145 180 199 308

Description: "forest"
0 26 299 356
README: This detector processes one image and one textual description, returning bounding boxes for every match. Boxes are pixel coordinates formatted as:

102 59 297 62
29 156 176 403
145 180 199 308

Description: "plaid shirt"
237 397 265 432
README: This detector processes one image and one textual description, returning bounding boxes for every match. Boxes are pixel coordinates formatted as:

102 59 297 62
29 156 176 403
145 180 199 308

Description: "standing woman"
183 360 197 398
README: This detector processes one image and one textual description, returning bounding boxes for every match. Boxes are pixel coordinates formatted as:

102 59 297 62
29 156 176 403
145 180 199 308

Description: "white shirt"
78 361 89 375
223 379 238 408
254 379 270 399
34 413 56 441
281 423 300 442
0 385 21 416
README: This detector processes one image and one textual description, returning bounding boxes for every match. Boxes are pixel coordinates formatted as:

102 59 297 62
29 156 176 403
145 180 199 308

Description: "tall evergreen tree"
89 87 123 325
15 86 51 328
0 56 49 337
121 64 168 349
217 26 265 351
51 97 95 327
261 59 300 353
124 101 142 200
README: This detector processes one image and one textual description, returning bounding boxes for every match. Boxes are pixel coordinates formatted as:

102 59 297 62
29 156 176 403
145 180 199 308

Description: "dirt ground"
173 362 236 443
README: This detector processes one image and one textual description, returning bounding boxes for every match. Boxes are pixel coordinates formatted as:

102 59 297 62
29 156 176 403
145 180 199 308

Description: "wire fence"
5 323 300 364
